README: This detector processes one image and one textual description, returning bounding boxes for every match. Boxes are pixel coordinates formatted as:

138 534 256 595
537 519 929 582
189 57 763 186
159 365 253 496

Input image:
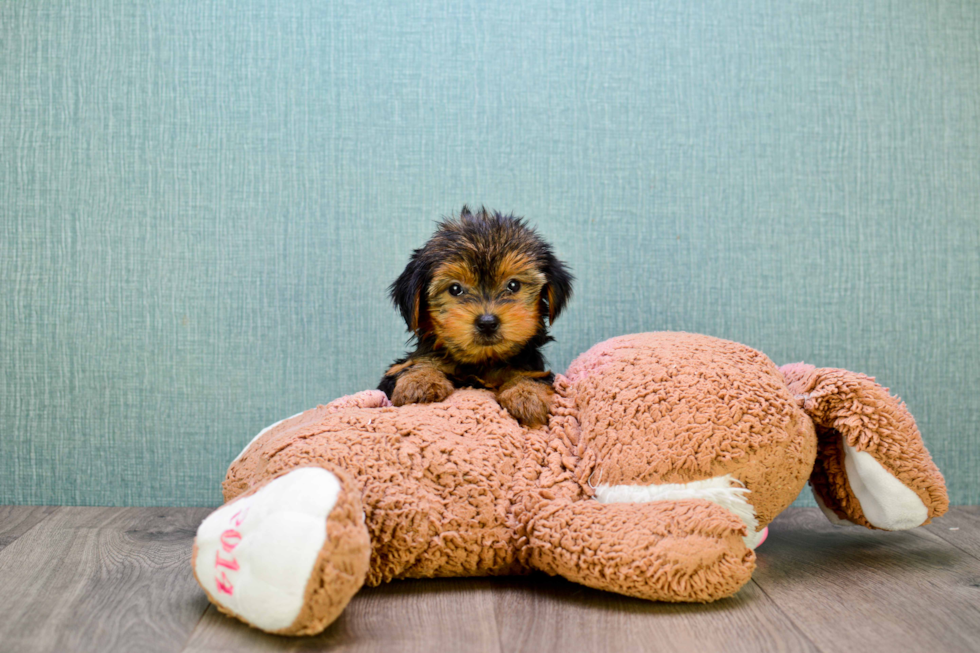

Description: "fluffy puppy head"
390 206 573 364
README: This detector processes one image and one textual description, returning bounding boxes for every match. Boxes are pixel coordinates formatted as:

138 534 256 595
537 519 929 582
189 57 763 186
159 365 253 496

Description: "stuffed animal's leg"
192 466 371 636
526 499 755 602
781 363 949 530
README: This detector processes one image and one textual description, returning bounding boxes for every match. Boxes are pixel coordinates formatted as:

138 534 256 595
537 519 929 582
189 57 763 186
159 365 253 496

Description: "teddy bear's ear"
780 363 949 530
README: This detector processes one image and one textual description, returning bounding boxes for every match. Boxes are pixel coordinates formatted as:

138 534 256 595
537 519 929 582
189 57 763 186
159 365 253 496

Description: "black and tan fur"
379 207 573 427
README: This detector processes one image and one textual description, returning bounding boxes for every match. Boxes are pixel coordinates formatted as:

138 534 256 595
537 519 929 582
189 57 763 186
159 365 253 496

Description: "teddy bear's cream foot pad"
194 468 341 632
594 474 766 549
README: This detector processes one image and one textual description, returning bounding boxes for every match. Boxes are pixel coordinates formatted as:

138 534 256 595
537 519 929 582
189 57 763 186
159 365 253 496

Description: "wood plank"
493 573 817 653
0 505 58 551
921 506 980 560
752 507 980 653
186 557 818 652
0 506 213 653
183 577 501 653
4 504 970 652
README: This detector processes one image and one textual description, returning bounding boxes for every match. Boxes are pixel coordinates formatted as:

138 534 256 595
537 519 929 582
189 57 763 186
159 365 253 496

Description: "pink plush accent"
325 389 392 413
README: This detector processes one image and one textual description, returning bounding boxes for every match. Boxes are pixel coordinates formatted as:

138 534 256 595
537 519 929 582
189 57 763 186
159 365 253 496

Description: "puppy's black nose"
476 314 500 335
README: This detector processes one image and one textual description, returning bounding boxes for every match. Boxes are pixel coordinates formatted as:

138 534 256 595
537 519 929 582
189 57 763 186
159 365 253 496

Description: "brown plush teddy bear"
191 332 948 635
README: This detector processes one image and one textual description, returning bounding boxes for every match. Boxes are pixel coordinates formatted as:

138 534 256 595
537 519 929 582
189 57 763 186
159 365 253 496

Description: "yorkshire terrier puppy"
379 207 573 427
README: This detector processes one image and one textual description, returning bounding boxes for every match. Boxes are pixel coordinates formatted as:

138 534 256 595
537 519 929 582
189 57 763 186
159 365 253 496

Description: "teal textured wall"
1 1 977 507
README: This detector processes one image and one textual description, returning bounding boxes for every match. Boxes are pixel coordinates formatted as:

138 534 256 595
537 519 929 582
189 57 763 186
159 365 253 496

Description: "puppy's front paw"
391 368 455 406
497 379 553 427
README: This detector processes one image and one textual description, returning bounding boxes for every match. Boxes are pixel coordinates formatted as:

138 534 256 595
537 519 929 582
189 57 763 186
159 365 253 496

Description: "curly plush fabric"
781 363 948 528
226 389 538 584
196 332 949 635
563 333 817 526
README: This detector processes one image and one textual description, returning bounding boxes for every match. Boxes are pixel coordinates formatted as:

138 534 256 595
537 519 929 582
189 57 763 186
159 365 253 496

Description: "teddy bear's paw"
595 474 766 550
391 368 455 406
193 468 345 633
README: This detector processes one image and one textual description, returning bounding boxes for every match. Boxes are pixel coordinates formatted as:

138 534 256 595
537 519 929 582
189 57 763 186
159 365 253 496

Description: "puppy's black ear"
541 254 574 324
389 251 431 334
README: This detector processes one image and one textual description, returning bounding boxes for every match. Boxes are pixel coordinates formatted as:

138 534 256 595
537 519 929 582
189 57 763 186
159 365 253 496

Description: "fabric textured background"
1 0 977 507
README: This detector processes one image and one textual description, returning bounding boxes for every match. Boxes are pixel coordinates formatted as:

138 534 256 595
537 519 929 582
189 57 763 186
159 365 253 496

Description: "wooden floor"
0 507 977 653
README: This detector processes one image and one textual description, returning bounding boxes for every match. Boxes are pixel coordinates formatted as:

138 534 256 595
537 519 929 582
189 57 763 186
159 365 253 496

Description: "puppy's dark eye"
506 280 521 293
448 283 463 297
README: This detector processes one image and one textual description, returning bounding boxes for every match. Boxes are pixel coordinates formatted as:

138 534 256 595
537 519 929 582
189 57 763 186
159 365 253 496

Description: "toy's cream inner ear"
842 442 929 530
